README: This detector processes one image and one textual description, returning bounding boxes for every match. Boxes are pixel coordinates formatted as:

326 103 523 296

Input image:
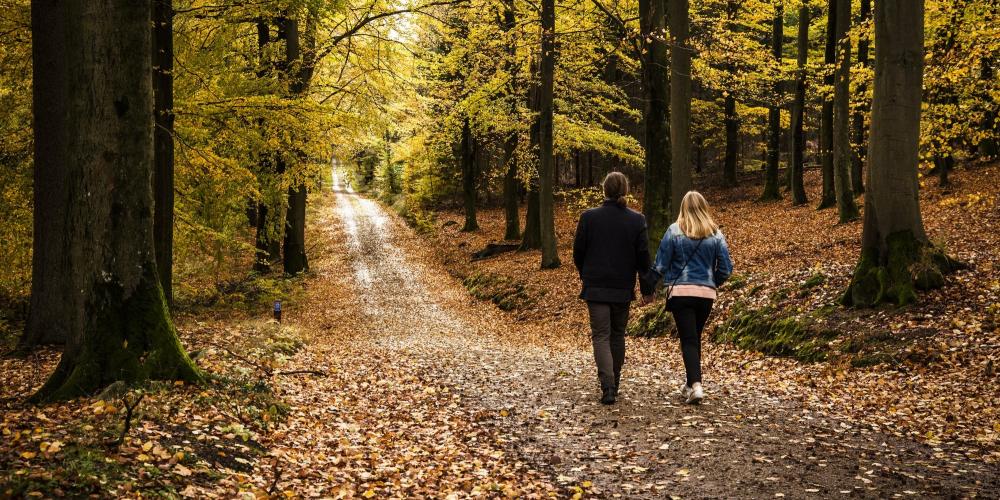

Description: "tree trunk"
152 0 174 304
520 59 542 251
501 0 520 240
253 20 277 274
818 0 837 209
279 14 311 275
761 1 783 201
790 3 809 205
22 0 72 348
833 0 859 222
32 0 202 402
639 0 671 252
850 0 871 194
723 96 738 187
538 0 560 269
722 0 739 188
460 118 479 232
669 0 693 215
843 0 959 307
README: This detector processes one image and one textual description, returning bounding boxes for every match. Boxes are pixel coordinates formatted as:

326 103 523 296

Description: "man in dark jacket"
573 172 652 405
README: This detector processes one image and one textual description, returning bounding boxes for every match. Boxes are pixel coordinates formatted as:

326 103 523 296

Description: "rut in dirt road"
327 173 997 499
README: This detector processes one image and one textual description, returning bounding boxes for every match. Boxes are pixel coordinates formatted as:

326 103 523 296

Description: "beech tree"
843 0 960 307
850 0 871 195
789 1 809 205
818 0 836 209
639 0 672 246
501 0 520 241
31 0 201 401
538 0 560 269
670 0 693 214
760 0 782 201
460 117 480 231
832 0 859 222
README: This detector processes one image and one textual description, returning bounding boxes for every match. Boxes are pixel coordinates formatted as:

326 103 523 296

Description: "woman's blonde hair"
602 171 629 207
677 191 719 239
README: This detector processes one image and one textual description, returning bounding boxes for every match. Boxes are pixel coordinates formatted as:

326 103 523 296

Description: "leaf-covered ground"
2 164 998 497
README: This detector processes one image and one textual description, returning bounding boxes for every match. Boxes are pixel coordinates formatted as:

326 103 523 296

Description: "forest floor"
1 164 998 498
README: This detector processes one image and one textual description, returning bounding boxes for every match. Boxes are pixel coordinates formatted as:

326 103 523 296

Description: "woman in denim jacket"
646 191 733 404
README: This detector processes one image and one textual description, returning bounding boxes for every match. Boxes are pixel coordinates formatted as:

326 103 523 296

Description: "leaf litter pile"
2 164 999 497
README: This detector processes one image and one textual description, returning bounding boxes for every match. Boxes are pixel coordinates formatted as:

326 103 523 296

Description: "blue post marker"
274 300 282 323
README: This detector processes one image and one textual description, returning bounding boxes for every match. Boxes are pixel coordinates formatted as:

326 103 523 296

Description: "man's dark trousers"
587 301 629 391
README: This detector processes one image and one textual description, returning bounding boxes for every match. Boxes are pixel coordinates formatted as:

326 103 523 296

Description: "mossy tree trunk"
843 0 958 308
850 0 871 195
760 1 783 202
639 0 671 253
818 0 837 209
32 0 202 402
153 0 175 303
501 0 520 241
460 117 480 232
538 0 560 269
22 0 72 349
790 2 809 206
669 0 693 216
832 0 859 222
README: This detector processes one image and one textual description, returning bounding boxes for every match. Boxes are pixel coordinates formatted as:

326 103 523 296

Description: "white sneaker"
686 383 704 405
680 384 692 400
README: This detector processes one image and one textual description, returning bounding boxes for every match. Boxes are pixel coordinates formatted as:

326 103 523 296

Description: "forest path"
270 174 996 498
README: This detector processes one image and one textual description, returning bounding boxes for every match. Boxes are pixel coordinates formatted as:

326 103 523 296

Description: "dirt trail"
269 175 997 498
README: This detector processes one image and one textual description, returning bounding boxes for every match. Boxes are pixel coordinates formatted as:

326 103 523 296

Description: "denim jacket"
650 223 733 289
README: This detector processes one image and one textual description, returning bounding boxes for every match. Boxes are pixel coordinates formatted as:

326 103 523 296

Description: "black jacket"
572 200 653 303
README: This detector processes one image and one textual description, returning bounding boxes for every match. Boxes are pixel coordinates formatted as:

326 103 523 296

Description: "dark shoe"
601 387 617 405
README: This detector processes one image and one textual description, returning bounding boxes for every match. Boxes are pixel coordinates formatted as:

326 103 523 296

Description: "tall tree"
760 0 783 201
832 0 859 221
538 0 560 269
789 1 809 205
279 14 316 275
669 0 693 215
520 59 542 251
639 0 671 249
850 0 871 194
22 0 73 348
153 0 175 303
32 0 201 401
818 0 837 208
843 0 959 307
253 20 280 274
501 0 520 241
722 0 739 188
460 117 480 231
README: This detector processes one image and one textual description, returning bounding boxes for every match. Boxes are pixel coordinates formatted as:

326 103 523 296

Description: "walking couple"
573 172 733 405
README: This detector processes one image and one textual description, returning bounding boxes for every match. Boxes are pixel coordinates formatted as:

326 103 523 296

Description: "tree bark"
460 118 479 232
833 0 859 221
520 59 542 251
669 0 693 215
279 14 312 275
761 0 783 201
721 0 739 188
790 2 809 205
32 0 202 402
153 0 175 304
818 0 837 209
22 0 72 348
538 0 560 269
850 0 871 194
253 20 277 274
501 0 520 240
843 0 958 307
639 0 671 251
